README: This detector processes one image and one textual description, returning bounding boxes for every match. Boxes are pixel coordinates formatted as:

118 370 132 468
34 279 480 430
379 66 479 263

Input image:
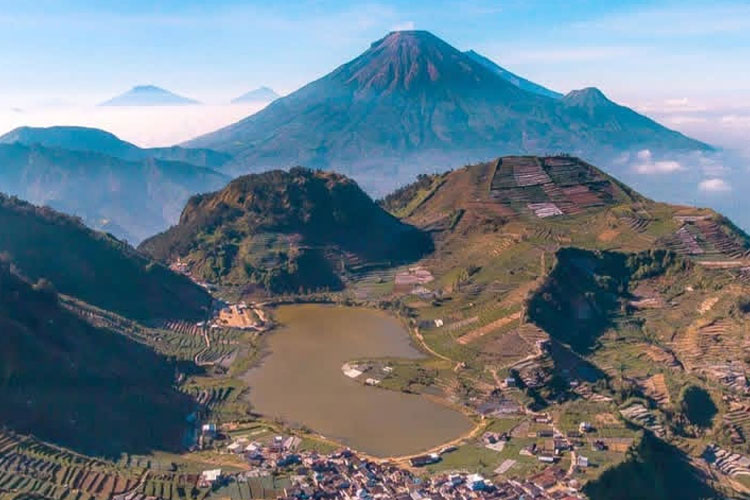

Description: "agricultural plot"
0 431 141 500
666 219 750 260
487 156 623 219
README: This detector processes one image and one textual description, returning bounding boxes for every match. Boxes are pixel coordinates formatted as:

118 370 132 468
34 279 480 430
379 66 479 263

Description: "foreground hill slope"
0 263 193 457
0 142 229 242
373 155 750 497
186 30 708 194
140 167 432 294
0 195 210 321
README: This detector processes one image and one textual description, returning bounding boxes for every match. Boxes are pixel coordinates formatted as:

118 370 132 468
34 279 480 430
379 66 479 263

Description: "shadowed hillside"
0 264 194 458
0 195 210 321
584 433 719 500
527 248 687 354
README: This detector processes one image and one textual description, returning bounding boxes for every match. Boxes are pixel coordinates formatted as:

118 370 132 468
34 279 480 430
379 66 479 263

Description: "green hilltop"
140 167 433 295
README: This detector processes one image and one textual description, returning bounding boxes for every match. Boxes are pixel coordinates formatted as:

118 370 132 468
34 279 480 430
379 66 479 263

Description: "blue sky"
1 0 749 104
1 0 749 154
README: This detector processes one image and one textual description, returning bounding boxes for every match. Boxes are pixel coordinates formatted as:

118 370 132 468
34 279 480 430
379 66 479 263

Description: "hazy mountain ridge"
0 141 229 242
0 125 232 168
100 85 199 106
231 86 280 103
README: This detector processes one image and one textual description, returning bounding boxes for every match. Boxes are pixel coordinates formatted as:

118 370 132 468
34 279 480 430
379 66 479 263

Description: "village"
193 422 591 500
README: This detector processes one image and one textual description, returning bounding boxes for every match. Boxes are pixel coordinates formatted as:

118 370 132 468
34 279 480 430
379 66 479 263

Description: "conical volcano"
186 30 710 195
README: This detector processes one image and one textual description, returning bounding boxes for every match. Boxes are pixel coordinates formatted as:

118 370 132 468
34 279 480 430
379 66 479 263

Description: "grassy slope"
378 156 750 494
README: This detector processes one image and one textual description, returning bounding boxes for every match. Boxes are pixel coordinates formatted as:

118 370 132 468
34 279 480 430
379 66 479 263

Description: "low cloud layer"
632 149 683 174
0 103 267 147
698 178 731 193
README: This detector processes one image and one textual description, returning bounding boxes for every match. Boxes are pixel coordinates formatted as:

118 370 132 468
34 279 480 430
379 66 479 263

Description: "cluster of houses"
194 432 589 499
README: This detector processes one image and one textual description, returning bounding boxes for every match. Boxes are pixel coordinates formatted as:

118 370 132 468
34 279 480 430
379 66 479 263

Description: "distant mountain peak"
562 87 613 108
100 85 199 106
342 29 515 95
231 86 280 104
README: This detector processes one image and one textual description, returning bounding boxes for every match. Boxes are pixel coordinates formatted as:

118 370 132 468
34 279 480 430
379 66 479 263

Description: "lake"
242 304 473 457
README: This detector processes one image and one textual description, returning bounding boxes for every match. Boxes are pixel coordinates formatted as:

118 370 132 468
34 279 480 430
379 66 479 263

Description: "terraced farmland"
0 430 141 500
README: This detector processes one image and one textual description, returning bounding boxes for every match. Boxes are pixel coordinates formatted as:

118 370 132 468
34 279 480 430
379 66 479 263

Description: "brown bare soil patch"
641 374 671 406
457 311 522 345
598 228 620 242
698 296 719 315
217 304 260 329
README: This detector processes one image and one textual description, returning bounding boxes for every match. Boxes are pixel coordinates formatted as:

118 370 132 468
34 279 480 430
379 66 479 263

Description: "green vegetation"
140 167 432 294
0 263 193 458
0 194 210 321
378 172 447 217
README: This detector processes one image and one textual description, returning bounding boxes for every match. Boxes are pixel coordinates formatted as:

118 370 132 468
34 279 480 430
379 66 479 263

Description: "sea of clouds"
0 102 268 147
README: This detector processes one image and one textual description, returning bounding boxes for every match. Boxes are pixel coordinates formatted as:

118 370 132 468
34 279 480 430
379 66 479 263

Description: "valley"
2 7 749 498
1 155 742 499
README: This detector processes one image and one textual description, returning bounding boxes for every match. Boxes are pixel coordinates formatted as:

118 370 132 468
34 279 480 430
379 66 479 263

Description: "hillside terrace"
488 157 619 220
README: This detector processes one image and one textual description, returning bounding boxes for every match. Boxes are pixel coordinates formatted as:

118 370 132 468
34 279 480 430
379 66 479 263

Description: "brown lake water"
242 304 473 457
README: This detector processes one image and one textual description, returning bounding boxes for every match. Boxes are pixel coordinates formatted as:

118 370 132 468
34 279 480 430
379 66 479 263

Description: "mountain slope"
0 263 194 457
0 194 210 321
231 86 280 103
186 30 709 195
464 49 562 98
100 85 199 106
0 142 229 242
139 167 432 294
0 126 232 168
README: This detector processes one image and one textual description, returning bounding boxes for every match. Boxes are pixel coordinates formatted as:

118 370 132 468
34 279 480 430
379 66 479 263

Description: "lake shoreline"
238 303 474 457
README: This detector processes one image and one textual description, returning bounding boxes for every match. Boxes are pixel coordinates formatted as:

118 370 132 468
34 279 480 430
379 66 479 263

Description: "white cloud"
636 97 708 114
698 178 731 193
632 149 684 174
391 21 415 31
